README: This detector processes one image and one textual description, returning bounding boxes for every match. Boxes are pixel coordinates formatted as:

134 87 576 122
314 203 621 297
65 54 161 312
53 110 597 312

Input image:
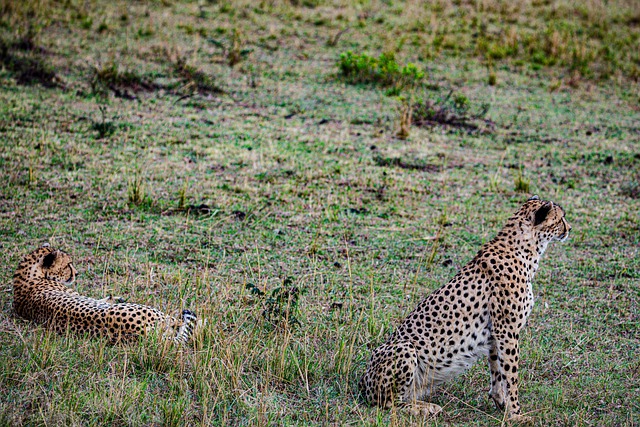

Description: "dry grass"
0 0 638 426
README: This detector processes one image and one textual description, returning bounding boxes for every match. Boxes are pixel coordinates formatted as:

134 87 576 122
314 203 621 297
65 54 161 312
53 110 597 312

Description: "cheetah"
13 244 197 343
359 196 571 421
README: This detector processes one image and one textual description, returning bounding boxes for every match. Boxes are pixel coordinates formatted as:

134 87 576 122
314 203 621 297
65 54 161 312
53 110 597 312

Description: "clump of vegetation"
396 97 412 139
473 18 639 80
173 55 225 95
206 29 252 66
620 175 640 199
91 105 117 139
372 154 439 172
91 59 155 98
338 51 424 94
246 278 302 328
412 91 494 134
225 29 251 67
127 170 150 207
177 179 188 210
514 168 531 193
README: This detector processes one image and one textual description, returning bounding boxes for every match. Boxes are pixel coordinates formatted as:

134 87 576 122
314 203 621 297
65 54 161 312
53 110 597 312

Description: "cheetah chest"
415 317 493 389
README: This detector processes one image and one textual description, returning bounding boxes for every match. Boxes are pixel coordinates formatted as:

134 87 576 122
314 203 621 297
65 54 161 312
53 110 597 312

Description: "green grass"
0 0 639 426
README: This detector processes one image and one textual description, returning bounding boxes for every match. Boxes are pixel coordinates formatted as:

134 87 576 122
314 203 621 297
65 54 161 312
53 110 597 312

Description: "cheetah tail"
175 309 197 344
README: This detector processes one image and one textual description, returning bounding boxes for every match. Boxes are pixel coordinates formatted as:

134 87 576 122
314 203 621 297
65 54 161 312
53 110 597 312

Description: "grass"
338 51 424 95
0 0 639 426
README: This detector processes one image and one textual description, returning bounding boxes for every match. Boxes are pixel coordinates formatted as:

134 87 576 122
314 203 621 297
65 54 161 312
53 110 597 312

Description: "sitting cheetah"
13 244 197 343
359 196 571 421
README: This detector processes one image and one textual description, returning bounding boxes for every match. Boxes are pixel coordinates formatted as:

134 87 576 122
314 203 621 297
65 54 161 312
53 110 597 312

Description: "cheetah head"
524 195 571 244
41 248 77 285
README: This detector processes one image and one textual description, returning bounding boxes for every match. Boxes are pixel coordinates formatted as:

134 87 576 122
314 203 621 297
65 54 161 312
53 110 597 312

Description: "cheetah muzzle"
13 244 198 344
359 196 571 421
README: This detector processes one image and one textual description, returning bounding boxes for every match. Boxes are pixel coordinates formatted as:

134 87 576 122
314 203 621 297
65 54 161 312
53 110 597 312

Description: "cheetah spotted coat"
13 245 197 343
359 196 571 419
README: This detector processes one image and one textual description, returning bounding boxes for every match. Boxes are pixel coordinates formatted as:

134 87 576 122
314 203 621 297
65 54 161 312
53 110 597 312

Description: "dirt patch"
412 92 496 134
373 154 440 172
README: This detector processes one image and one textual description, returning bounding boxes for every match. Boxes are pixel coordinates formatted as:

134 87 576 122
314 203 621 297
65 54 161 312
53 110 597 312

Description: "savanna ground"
0 0 639 425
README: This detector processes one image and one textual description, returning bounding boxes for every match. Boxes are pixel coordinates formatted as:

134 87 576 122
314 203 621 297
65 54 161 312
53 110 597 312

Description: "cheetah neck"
492 228 546 282
15 249 50 285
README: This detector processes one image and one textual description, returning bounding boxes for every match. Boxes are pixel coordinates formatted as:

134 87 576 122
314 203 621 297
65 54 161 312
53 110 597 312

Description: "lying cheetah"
13 244 197 343
359 196 571 421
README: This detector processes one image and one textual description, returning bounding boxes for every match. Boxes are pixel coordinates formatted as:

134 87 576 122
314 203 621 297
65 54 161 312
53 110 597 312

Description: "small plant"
91 104 117 139
28 165 36 186
96 21 109 33
91 59 154 98
487 63 497 86
127 170 147 206
80 16 93 30
226 28 251 66
489 174 502 193
620 175 640 199
173 54 225 95
206 30 252 67
246 278 302 328
487 70 497 86
178 179 188 209
136 24 154 39
396 97 412 139
338 51 424 92
514 168 530 193
326 27 350 47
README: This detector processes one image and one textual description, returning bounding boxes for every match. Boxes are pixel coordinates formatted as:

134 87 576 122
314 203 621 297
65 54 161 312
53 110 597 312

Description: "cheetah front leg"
488 340 506 410
491 331 532 423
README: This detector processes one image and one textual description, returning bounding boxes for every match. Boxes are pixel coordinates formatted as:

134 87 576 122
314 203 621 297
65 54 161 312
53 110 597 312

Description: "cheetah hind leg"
362 341 442 417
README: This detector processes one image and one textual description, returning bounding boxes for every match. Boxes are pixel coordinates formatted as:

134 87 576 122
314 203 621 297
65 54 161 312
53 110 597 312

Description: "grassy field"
0 0 639 426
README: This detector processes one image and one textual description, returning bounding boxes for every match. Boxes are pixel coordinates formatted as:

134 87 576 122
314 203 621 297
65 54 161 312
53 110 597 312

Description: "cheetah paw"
97 295 126 305
508 414 534 425
404 402 443 417
489 391 506 410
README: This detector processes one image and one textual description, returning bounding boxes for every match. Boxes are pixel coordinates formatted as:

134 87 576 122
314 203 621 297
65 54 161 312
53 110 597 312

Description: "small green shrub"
246 278 302 329
80 16 93 30
226 28 251 67
91 59 155 97
96 21 109 33
338 51 424 92
173 56 225 94
620 175 640 199
136 25 154 38
91 109 117 139
396 97 412 139
514 168 531 193
127 170 151 207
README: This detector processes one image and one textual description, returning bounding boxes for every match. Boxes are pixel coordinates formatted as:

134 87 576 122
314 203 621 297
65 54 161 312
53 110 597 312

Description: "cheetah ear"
42 251 58 268
534 202 552 226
